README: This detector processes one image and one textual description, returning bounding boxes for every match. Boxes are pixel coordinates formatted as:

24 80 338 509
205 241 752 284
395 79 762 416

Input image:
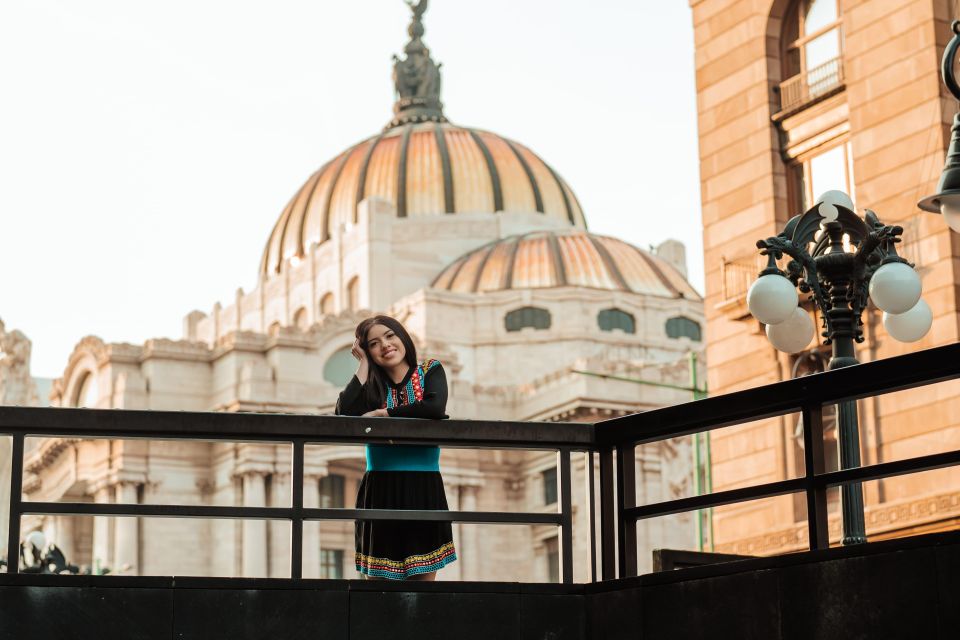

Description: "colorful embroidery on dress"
382 360 440 410
356 541 457 579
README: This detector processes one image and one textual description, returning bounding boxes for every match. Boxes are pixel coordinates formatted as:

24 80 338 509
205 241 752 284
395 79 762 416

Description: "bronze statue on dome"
386 0 446 128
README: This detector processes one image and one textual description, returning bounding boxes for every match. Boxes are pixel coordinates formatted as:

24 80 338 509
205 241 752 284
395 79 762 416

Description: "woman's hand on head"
351 338 367 362
361 408 389 418
352 338 370 383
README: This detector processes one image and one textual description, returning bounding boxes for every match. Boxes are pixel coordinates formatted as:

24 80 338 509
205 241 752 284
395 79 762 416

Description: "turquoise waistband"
365 444 440 472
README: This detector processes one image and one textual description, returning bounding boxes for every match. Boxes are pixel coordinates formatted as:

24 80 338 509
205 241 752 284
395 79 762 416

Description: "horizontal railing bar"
596 343 960 446
303 508 562 524
624 478 806 521
624 448 960 523
19 501 559 525
21 502 293 519
816 449 960 488
0 408 591 448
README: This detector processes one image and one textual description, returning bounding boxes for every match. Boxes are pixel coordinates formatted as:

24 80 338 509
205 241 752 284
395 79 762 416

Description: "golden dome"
260 122 586 276
432 230 700 299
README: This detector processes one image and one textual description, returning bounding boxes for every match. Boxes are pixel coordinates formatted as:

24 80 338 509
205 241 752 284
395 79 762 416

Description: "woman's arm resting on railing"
335 376 369 416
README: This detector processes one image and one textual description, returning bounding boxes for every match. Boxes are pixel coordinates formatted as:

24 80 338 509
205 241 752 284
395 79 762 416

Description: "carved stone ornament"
0 317 39 406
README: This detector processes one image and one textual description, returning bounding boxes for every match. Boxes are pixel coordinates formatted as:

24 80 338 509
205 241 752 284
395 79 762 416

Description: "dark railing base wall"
2 529 957 640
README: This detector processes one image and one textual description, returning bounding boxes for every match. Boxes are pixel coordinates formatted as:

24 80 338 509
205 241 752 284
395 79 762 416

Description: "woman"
335 315 457 580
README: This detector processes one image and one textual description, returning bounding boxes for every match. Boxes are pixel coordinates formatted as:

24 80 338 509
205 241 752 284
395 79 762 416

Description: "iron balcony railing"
2 342 960 584
778 56 845 115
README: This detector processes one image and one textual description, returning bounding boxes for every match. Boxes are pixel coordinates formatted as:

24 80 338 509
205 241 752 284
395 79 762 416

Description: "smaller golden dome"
432 230 700 299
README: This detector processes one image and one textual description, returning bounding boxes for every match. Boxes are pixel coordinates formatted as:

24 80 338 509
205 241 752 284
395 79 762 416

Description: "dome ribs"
634 247 681 297
470 243 497 292
396 125 413 217
295 162 333 259
502 235 522 289
281 169 323 264
354 134 385 221
320 147 357 243
505 139 544 214
546 233 568 286
585 235 629 291
433 123 455 214
446 128 494 213
467 130 503 212
544 162 576 226
261 194 295 275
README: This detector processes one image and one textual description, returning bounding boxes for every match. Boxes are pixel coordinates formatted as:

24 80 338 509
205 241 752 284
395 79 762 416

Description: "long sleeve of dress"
335 375 370 416
386 364 448 420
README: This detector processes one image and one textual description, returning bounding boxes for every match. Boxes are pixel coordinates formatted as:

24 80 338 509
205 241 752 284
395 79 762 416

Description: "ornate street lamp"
919 19 960 229
747 190 931 545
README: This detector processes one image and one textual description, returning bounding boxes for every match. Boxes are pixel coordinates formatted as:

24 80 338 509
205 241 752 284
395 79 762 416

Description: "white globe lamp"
747 274 797 325
883 299 933 343
766 307 815 354
939 193 960 233
818 190 855 210
868 262 922 314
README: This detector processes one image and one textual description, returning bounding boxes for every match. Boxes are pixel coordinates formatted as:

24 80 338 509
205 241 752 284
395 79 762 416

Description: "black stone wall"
1 530 957 640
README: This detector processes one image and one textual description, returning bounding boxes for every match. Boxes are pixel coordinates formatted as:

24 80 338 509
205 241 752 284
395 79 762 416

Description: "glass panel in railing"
0 434 10 572
635 493 810 575
22 437 292 508
858 467 960 541
13 516 290 577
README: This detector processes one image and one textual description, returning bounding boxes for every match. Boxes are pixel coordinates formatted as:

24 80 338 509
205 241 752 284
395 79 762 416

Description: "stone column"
92 487 112 574
55 515 75 566
460 485 480 580
113 482 139 575
302 474 322 579
242 473 268 577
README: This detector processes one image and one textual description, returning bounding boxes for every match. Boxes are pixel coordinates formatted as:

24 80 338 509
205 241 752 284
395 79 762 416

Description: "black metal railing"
2 342 960 584
594 342 960 578
0 410 588 582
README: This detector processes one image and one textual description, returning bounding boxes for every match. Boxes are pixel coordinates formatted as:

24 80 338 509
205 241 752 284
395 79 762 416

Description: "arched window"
347 277 360 311
505 307 551 332
293 307 309 330
597 308 636 334
268 321 281 337
665 316 702 341
320 292 335 315
779 0 842 113
74 371 98 408
323 347 356 387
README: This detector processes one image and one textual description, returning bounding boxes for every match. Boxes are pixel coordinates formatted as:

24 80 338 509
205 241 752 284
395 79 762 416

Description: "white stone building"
17 4 706 581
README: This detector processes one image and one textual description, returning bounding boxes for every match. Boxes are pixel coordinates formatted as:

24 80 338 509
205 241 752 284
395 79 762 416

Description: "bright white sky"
0 0 702 379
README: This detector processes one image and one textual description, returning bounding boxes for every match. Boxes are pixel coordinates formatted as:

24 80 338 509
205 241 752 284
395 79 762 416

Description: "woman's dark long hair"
356 315 418 409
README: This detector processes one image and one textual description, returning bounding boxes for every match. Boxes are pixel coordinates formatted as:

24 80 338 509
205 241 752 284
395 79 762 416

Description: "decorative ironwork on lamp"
747 190 931 545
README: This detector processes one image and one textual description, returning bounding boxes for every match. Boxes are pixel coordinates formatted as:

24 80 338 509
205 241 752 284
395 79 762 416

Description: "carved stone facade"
691 0 960 554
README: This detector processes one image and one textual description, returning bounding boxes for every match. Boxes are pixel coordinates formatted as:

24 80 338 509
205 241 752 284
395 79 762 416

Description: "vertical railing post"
616 444 637 578
558 449 573 584
585 450 597 582
290 439 305 580
598 447 616 580
802 403 829 550
6 433 24 574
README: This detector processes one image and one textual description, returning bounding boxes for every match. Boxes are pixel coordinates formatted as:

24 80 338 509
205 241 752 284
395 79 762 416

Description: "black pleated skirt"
354 471 457 579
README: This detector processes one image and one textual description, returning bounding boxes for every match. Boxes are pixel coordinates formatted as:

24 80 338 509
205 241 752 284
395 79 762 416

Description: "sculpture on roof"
0 318 39 406
387 0 446 128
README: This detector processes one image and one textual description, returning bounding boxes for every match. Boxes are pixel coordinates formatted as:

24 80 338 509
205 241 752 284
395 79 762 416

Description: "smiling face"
364 323 407 369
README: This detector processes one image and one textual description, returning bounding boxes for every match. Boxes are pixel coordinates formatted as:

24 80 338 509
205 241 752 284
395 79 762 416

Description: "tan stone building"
11 5 707 580
691 0 960 554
